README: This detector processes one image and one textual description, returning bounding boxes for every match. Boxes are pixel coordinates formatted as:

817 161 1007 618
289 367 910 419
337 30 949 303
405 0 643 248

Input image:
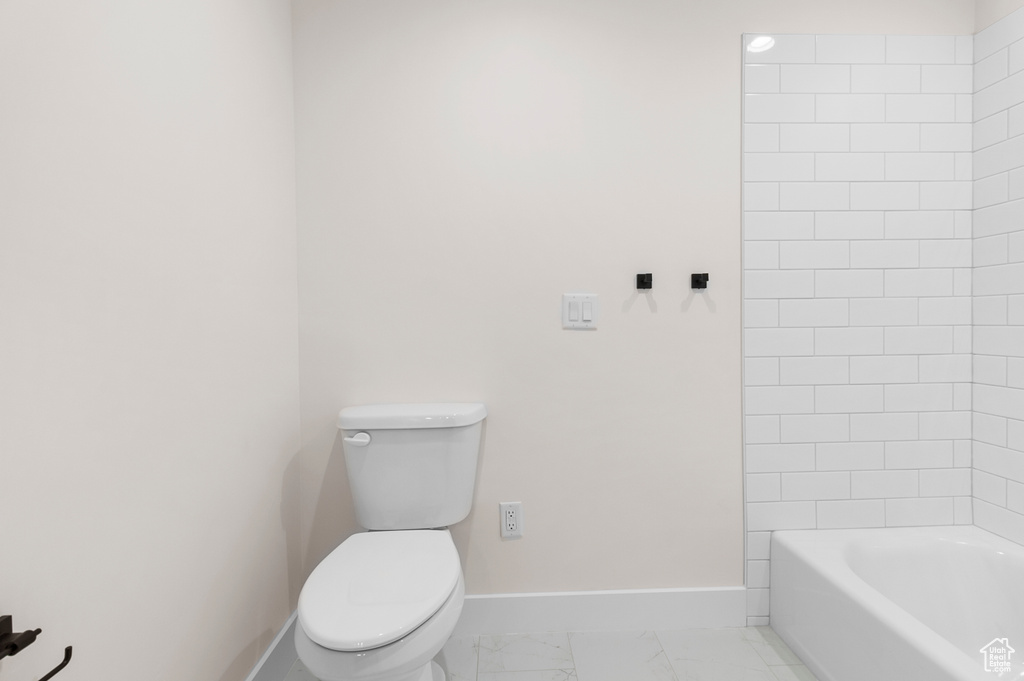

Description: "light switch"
562 294 598 329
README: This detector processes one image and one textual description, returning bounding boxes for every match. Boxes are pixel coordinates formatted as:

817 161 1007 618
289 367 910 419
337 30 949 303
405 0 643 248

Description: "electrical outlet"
499 501 523 539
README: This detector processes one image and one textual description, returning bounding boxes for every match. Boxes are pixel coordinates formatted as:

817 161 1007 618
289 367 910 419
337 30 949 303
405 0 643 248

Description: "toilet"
294 403 487 681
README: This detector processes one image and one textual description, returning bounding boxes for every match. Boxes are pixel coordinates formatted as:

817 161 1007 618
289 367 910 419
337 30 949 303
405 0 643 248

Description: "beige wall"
977 0 1024 29
0 2 301 681
293 0 974 596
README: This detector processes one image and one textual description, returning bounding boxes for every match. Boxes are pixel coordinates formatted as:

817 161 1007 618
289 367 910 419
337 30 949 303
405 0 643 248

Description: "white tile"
816 35 885 64
954 496 973 524
815 211 884 239
747 559 770 588
744 299 780 328
849 240 919 268
973 112 1008 152
779 241 849 269
1010 231 1024 262
815 270 884 298
747 473 781 502
974 69 1024 122
955 94 972 123
744 270 815 299
816 499 886 528
955 35 973 65
919 354 972 382
745 153 815 182
658 628 772 680
976 440 1024 482
815 327 884 355
746 415 781 444
779 356 849 385
778 299 849 328
974 49 1009 92
745 241 780 269
921 65 972 94
885 440 954 469
920 181 972 210
1011 358 1024 387
1009 482 1024 513
817 94 885 123
919 411 971 439
918 297 972 325
779 124 849 152
850 182 919 210
974 173 1009 209
746 94 815 123
746 444 816 472
745 328 815 357
851 470 918 498
780 414 851 443
976 383 1024 421
954 152 971 182
816 385 884 413
781 65 850 93
921 124 972 152
479 633 574 673
974 136 1024 182
779 182 850 210
744 183 779 211
884 211 954 239
920 469 971 497
954 211 971 239
781 471 850 500
285 660 321 681
440 637 480 681
886 36 955 64
885 497 954 526
884 269 954 298
816 442 885 470
848 298 918 326
850 65 920 93
744 35 816 64
975 262 1024 296
851 123 920 152
974 469 1008 506
745 212 815 240
1010 101 1024 137
884 326 954 355
746 589 771 618
745 386 814 415
973 12 1024 61
954 439 972 468
1010 37 1024 75
953 382 971 411
850 413 919 441
886 95 955 123
885 153 954 181
745 358 780 386
747 531 772 559
953 269 972 298
747 501 816 531
745 65 781 94
974 324 1024 356
816 152 884 181
850 355 919 384
1010 168 1024 201
885 383 953 412
568 631 675 681
1012 295 1024 323
478 671 577 681
974 354 1008 386
974 500 1024 547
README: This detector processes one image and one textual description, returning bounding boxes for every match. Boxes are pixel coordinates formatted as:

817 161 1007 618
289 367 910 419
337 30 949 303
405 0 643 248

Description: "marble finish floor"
284 627 819 681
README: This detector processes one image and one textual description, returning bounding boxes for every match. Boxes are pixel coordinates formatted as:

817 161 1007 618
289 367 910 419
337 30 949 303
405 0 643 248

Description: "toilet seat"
298 530 461 653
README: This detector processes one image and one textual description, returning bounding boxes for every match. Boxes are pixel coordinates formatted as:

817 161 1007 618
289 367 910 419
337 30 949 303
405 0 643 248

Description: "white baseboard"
245 611 298 681
247 587 746 680
452 586 747 637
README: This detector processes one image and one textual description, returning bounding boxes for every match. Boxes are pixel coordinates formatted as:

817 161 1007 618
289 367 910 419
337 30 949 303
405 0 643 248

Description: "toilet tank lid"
337 403 486 430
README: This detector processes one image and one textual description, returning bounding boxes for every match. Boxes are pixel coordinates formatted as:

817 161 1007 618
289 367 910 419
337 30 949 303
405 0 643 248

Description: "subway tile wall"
971 14 1024 550
742 33 975 625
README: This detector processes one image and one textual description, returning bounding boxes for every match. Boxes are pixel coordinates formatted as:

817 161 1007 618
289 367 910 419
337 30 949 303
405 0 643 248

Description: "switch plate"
562 294 598 329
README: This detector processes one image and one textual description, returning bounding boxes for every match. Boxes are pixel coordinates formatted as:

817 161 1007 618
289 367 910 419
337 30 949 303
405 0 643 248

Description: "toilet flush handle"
343 432 371 447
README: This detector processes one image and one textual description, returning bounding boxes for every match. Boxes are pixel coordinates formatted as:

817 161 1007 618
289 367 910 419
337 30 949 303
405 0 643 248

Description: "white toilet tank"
337 403 486 530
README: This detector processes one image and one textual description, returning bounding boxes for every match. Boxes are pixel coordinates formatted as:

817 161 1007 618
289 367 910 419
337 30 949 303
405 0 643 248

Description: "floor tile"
478 671 577 681
743 628 803 666
283 658 319 681
569 630 678 681
439 636 480 681
478 633 574 673
768 665 818 681
657 628 777 681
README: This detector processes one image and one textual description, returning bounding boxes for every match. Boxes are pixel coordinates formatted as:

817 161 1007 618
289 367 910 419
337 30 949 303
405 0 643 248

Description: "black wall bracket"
691 273 709 289
636 273 653 290
0 615 72 680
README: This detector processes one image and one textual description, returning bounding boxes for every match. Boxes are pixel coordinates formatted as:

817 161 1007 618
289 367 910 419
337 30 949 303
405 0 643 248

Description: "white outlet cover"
562 294 598 330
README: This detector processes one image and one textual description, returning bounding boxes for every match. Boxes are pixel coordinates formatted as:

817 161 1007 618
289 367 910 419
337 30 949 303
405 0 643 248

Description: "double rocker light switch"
562 294 598 329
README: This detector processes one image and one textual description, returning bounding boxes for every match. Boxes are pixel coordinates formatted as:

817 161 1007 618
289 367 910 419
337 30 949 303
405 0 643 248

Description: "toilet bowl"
295 530 465 681
294 404 486 681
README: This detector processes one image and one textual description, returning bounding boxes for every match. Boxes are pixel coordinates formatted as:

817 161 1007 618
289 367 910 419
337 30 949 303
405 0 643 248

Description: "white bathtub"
770 526 1024 681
